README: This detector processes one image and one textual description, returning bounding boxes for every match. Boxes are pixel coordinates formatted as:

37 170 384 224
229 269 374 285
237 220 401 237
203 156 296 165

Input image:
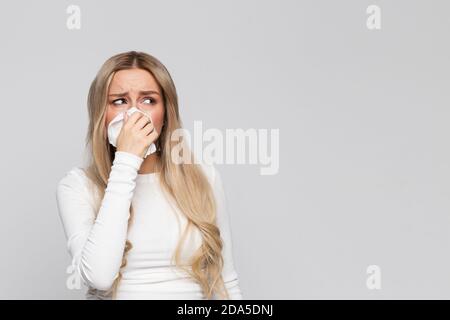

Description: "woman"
55 51 243 300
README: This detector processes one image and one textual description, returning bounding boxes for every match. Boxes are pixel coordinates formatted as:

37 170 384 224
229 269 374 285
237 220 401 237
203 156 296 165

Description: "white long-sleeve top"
55 151 243 300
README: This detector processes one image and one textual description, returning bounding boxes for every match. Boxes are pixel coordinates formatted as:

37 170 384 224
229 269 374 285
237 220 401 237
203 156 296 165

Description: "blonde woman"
55 51 243 300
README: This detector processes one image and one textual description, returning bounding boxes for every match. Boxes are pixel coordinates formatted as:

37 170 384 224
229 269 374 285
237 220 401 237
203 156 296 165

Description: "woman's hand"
116 111 158 158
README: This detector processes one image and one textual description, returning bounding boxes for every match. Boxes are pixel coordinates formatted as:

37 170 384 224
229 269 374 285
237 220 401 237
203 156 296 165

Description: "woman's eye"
112 98 126 105
143 97 155 104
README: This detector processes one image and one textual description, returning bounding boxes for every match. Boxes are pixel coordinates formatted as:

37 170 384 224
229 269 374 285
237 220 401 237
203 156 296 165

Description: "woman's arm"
211 165 244 300
56 151 143 291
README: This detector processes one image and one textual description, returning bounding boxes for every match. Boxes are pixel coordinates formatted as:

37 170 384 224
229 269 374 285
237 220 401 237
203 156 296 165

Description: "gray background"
0 0 449 299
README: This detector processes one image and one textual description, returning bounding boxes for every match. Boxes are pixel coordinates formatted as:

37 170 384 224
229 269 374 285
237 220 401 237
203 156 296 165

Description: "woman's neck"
138 152 161 174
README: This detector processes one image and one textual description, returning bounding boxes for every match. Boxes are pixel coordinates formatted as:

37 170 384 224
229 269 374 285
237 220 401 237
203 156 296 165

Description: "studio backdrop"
0 0 449 299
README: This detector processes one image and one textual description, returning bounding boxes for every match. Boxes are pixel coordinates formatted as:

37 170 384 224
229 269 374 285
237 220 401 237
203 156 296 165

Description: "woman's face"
105 68 165 136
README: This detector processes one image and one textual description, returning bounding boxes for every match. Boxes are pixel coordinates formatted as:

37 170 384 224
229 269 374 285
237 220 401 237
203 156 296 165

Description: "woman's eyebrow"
108 90 160 97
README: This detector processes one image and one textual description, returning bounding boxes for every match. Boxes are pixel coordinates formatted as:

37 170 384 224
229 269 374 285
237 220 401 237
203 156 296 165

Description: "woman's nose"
127 103 141 110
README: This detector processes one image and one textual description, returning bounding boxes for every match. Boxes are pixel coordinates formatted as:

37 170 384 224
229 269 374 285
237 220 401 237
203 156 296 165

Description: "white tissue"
107 106 157 158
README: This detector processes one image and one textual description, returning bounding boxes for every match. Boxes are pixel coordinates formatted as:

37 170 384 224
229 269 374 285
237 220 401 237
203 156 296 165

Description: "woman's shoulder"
56 166 91 194
56 165 99 210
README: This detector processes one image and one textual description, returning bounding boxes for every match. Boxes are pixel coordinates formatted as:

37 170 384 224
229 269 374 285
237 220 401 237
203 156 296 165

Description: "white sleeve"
56 151 143 291
210 165 244 300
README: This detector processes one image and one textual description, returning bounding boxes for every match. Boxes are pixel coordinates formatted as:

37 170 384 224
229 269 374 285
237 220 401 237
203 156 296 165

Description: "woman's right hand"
116 111 158 159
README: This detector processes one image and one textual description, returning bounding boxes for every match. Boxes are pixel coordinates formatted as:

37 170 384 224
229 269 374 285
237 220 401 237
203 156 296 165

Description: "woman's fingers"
124 111 143 128
147 129 159 143
122 110 157 143
135 113 152 130
142 120 155 136
116 111 158 158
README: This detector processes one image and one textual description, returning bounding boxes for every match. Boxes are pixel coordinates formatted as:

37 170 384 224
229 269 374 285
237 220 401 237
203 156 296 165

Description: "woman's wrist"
114 151 144 170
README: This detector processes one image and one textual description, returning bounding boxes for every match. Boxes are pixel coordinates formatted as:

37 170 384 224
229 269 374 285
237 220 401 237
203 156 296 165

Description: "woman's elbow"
77 259 117 292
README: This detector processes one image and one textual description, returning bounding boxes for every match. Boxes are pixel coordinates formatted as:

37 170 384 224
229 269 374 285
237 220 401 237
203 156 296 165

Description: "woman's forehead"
109 69 159 93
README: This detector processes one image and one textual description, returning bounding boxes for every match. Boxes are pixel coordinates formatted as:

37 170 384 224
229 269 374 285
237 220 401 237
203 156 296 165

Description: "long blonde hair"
82 50 230 299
